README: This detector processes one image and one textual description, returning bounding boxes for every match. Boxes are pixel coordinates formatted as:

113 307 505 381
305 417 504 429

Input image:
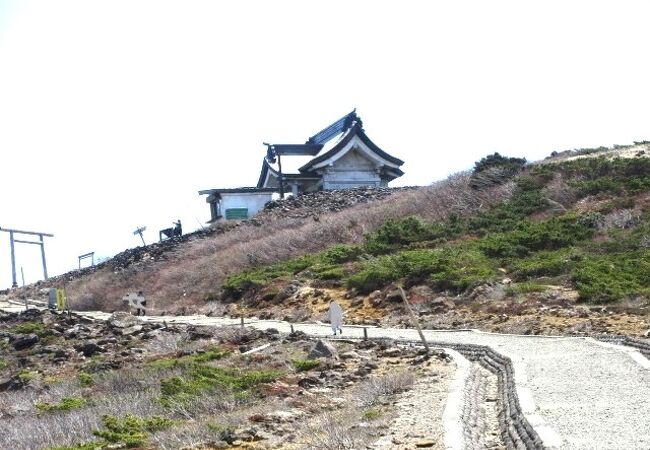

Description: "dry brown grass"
64 174 513 312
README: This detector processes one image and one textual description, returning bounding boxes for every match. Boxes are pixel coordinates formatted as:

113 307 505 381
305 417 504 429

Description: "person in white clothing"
328 300 344 335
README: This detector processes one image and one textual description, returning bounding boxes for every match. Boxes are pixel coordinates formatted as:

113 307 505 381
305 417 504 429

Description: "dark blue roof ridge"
306 109 358 145
298 122 404 172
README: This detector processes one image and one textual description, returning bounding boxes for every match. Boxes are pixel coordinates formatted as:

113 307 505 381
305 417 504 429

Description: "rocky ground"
216 281 650 339
0 308 452 450
256 187 415 221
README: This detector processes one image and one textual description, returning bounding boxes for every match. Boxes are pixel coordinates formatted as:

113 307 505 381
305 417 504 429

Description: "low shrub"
473 152 527 174
87 414 176 448
78 372 94 387
509 248 579 279
321 244 363 263
505 282 548 296
363 217 445 254
149 346 230 370
362 408 383 420
222 256 317 298
291 359 320 372
347 246 497 294
478 215 594 258
429 246 497 292
572 251 650 303
551 156 650 196
36 396 87 413
11 322 46 336
159 365 283 406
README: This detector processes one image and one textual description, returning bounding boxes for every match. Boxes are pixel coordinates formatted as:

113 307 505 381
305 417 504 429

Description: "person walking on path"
328 300 344 335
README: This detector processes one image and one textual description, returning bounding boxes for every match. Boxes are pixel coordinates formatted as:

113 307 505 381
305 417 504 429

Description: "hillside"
8 143 650 338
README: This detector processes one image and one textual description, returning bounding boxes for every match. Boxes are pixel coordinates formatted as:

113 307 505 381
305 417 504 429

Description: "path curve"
2 302 649 449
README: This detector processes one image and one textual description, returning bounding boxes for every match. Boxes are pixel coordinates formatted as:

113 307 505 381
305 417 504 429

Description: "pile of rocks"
39 223 240 285
257 187 416 220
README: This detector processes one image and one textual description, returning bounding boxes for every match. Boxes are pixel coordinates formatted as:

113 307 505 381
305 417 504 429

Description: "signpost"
133 226 147 246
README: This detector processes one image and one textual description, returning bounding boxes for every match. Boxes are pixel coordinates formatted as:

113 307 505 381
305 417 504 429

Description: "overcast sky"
1 0 649 288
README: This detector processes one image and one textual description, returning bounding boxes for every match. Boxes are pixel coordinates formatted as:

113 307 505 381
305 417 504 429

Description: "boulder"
12 333 39 350
307 340 338 359
0 376 24 392
80 342 105 357
107 312 141 329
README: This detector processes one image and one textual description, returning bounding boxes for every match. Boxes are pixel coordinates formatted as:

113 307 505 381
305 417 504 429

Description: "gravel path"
371 362 453 450
3 301 649 450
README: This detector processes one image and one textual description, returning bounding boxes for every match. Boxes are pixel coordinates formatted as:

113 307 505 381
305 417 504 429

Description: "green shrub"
18 370 39 382
159 365 283 406
510 248 579 278
11 322 46 336
467 189 549 234
291 359 320 372
505 282 548 296
478 215 594 258
552 156 650 196
364 217 442 254
93 414 175 448
362 408 383 420
0 358 6 370
429 247 497 292
78 372 94 387
150 346 230 370
48 415 176 449
222 256 317 298
311 264 346 280
572 251 650 303
47 443 104 450
36 396 87 413
322 244 363 263
347 247 496 294
473 152 526 174
191 347 231 363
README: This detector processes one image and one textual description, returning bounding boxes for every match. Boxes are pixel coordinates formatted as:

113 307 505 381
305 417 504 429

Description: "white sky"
1 0 649 288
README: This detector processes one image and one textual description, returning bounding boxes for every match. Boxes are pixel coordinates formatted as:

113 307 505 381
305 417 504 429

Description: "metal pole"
39 234 48 280
20 267 25 287
9 231 17 288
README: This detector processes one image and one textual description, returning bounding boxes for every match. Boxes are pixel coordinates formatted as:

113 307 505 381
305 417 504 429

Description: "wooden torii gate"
0 227 53 288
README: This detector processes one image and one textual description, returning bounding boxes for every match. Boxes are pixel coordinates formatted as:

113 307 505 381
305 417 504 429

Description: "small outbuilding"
197 187 276 223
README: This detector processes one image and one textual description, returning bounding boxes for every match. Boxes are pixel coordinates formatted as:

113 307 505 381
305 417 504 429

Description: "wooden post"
277 154 285 199
240 317 245 328
9 231 17 288
363 327 368 340
39 234 48 280
290 324 294 334
398 285 429 354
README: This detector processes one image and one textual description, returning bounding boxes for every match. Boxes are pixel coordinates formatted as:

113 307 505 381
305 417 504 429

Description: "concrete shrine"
199 110 404 222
